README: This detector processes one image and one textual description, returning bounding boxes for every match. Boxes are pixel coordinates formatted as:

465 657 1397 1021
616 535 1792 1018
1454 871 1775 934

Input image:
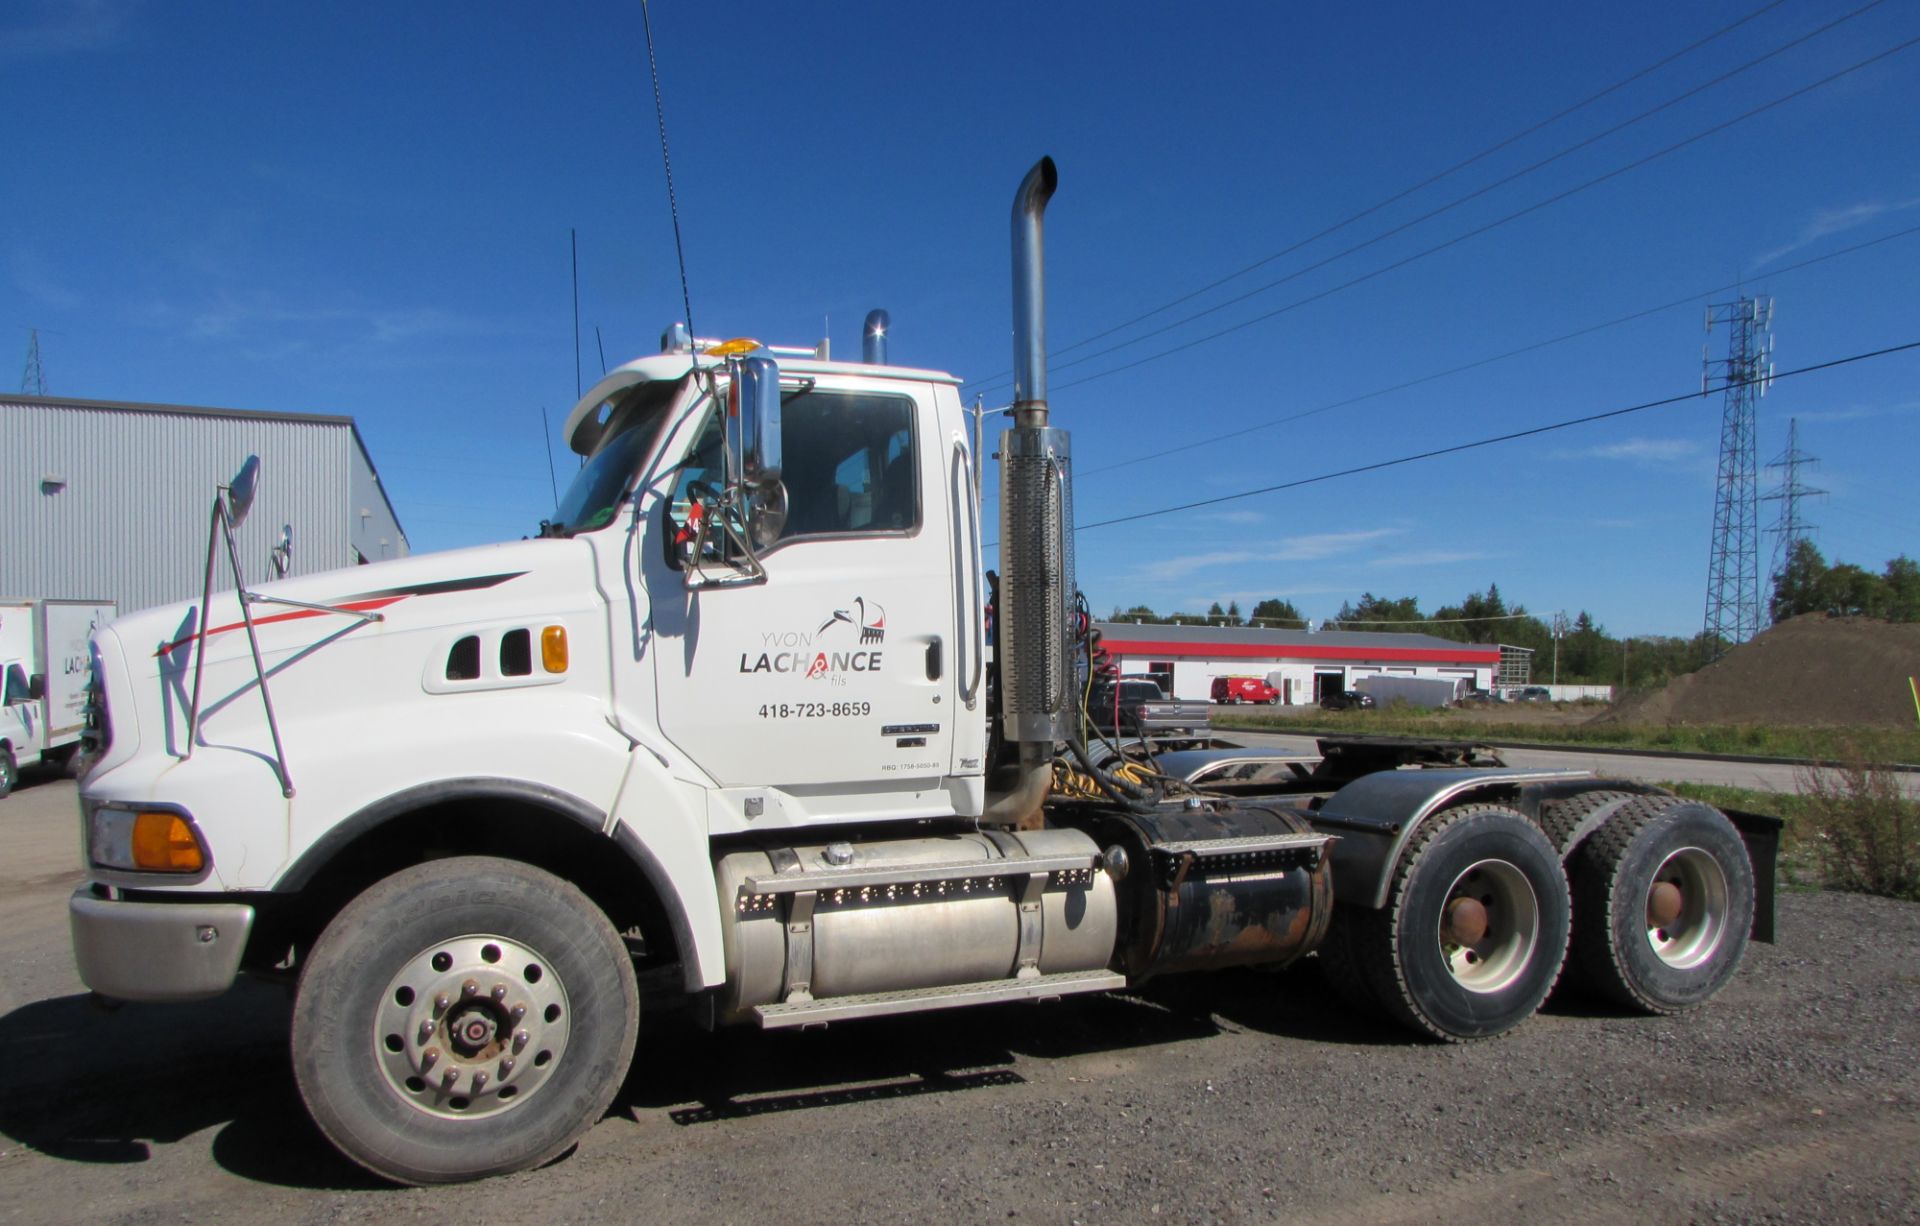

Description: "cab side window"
780 392 917 538
663 389 917 564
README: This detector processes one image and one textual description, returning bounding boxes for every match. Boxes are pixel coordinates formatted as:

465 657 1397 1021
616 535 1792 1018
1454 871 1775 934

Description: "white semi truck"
68 161 1775 1184
1 597 115 797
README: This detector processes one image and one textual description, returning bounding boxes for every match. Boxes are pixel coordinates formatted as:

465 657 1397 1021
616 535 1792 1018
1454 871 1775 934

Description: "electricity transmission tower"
20 328 46 396
1762 417 1822 619
1701 296 1773 656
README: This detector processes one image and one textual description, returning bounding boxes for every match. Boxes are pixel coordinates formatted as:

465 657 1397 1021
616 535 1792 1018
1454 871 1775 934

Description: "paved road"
1221 729 1920 799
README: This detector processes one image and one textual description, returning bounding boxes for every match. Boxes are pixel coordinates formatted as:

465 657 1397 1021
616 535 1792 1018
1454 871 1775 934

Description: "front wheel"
0 747 15 798
1570 796 1753 1014
291 856 639 1185
1350 805 1570 1041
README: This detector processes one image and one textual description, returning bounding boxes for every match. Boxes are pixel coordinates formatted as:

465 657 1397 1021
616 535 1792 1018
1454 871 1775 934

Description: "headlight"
89 805 207 874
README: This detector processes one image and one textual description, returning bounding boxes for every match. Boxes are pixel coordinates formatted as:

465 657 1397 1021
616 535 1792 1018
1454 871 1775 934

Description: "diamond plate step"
751 969 1126 1029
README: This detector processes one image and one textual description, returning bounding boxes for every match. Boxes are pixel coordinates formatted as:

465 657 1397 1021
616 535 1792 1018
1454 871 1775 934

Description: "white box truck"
0 598 115 796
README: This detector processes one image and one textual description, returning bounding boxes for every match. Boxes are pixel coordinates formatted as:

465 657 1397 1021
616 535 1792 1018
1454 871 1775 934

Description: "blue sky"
6 0 1917 637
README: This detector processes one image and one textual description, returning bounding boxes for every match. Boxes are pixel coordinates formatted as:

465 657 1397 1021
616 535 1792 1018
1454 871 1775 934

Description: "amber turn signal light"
541 626 568 673
131 812 204 873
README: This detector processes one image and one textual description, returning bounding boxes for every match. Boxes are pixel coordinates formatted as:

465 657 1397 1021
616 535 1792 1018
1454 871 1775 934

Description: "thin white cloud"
1552 437 1698 464
1196 510 1265 525
1786 399 1920 426
163 290 510 349
0 0 133 58
1367 550 1491 568
8 247 83 311
1754 196 1920 269
1129 528 1399 582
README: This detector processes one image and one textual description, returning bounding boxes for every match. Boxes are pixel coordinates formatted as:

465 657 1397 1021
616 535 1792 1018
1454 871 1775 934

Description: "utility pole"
1762 417 1823 621
1701 296 1772 658
1550 611 1567 686
20 328 46 395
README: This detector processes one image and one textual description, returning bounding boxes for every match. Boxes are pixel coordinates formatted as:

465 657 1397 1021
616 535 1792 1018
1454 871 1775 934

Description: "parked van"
1211 675 1280 705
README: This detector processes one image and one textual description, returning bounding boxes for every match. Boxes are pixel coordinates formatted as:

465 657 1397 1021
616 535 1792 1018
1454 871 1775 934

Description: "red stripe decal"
156 595 406 657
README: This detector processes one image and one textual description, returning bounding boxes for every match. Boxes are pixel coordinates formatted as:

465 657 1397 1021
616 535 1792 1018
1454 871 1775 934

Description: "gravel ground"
3 775 1917 1224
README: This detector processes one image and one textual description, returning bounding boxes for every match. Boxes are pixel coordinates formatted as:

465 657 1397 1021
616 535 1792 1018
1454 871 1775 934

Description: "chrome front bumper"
69 889 255 1002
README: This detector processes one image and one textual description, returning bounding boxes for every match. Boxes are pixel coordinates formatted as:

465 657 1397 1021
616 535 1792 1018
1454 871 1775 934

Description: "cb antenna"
640 0 698 346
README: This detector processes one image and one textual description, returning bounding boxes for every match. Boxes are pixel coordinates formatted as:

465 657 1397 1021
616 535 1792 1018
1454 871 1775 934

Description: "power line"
1067 340 1920 535
962 0 1796 392
978 1 1881 397
1075 222 1920 480
1047 32 1920 396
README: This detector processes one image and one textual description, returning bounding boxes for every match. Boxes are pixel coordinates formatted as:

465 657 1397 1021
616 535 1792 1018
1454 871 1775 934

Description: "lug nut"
460 979 479 999
509 1003 527 1023
441 1068 459 1090
512 1030 529 1053
491 984 508 1003
471 1072 489 1092
499 1057 516 1076
433 992 450 1015
417 1019 435 1044
420 1048 439 1071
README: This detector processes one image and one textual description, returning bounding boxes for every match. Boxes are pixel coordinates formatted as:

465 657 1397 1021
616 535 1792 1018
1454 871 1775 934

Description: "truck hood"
110 538 593 666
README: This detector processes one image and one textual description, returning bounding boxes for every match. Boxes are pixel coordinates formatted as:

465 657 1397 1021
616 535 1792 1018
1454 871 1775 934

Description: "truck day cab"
69 161 1774 1184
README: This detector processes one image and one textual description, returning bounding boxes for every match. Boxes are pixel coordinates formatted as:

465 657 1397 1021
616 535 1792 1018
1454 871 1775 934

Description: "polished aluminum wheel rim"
373 934 571 1120
1439 858 1540 994
1645 847 1729 970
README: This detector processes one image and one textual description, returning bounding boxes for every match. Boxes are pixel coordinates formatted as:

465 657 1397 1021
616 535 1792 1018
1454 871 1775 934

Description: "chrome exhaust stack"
987 157 1074 829
863 309 890 365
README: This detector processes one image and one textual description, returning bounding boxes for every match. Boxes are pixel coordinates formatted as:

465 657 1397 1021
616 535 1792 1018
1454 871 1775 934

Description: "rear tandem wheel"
1345 804 1571 1041
1569 795 1754 1014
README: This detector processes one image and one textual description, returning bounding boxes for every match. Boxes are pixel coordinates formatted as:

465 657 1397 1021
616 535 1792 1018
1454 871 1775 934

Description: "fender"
605 746 724 992
275 777 613 890
1310 767 1593 910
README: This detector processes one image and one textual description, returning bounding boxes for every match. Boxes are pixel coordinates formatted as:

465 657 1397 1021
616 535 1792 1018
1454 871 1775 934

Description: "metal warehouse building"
1095 621 1501 705
3 394 407 616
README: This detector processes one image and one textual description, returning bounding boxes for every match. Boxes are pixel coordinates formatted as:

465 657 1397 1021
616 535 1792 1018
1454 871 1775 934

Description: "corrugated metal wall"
2 398 367 615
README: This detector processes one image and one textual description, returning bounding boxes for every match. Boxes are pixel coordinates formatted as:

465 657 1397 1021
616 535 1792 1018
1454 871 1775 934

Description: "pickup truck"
1087 678 1211 735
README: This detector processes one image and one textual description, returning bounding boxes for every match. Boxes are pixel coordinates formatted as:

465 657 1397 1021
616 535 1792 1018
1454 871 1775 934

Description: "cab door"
646 380 960 821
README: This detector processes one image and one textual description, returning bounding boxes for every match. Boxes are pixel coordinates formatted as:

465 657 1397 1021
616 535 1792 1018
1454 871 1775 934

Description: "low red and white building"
1095 622 1500 705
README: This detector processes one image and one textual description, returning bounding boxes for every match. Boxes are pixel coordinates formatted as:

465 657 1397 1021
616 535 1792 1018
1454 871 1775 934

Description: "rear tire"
1541 788 1634 858
1352 805 1570 1041
1570 796 1753 1014
291 856 639 1184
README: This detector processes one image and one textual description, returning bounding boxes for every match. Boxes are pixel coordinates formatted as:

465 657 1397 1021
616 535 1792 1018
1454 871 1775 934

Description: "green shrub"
1794 753 1920 901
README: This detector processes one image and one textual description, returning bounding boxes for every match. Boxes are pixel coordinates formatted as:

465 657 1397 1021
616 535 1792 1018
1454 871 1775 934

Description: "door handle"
925 638 943 682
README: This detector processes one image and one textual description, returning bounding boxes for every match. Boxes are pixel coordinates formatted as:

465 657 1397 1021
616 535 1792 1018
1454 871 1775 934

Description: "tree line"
1770 543 1920 623
1107 552 1913 690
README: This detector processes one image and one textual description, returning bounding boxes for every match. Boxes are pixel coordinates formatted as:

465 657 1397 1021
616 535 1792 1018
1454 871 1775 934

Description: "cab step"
751 968 1126 1029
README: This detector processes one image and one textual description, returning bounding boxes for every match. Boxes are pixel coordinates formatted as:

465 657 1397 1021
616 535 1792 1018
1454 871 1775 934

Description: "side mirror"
228 455 262 528
732 355 782 487
28 673 46 702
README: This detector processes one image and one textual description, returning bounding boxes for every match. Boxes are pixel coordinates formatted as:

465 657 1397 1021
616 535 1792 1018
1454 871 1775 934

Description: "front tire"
1570 796 1754 1014
291 856 639 1185
1351 805 1570 1041
0 747 15 798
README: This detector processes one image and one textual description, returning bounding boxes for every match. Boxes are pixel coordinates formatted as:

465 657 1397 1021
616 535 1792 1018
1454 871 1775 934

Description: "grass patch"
1213 705 1920 763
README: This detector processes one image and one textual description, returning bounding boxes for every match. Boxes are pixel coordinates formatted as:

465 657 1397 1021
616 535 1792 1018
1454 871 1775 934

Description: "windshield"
546 382 680 536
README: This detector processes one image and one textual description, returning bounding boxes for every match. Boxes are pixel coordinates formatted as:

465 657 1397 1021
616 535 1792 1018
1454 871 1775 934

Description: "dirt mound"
1598 615 1920 728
